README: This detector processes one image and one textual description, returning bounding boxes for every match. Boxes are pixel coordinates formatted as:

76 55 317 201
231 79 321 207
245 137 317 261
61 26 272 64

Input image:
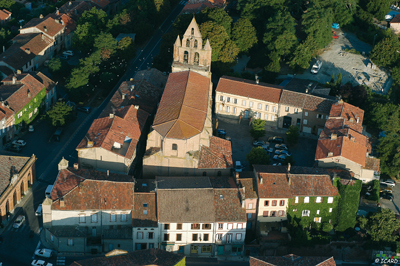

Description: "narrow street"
0 2 187 265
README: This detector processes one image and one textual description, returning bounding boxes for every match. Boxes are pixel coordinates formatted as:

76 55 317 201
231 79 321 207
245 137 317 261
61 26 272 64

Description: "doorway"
283 116 292 128
244 110 249 119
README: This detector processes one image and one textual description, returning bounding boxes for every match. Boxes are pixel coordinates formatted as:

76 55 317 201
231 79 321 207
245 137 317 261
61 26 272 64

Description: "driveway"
379 182 400 214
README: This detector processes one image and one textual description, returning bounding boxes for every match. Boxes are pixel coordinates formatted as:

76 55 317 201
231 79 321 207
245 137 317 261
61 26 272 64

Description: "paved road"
0 1 187 265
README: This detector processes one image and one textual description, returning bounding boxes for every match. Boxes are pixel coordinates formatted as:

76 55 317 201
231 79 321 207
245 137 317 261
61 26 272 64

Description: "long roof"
152 71 210 139
0 155 31 196
198 136 233 169
214 188 246 222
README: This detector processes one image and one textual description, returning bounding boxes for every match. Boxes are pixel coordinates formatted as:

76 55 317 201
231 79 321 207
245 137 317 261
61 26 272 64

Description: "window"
249 101 253 108
176 234 182 241
194 39 198 48
247 213 252 219
184 51 188 63
303 119 308 125
248 203 253 209
329 208 333 213
238 223 243 229
121 213 127 222
177 223 182 230
304 197 309 203
271 115 275 121
227 97 231 103
203 234 209 241
67 239 73 246
34 108 37 114
226 106 230 113
202 245 212 253
294 108 298 114
270 211 276 217
285 107 289 112
186 39 190 47
216 233 222 240
258 103 262 109
219 104 222 111
218 223 223 229
50 234 54 242
264 114 268 120
327 197 334 203
164 224 170 230
143 210 148 215
302 210 310 217
202 224 211 230
316 210 320 215
143 203 148 207
227 223 233 229
234 98 237 104
191 28 194 35
295 197 299 203
272 106 277 113
220 96 224 101
137 232 143 239
272 200 277 206
278 210 285 216
148 232 154 239
264 200 269 206
257 112 261 118
29 112 32 119
164 234 169 241
305 111 308 116
316 197 322 203
233 107 237 114
263 211 269 217
18 112 22 118
314 217 322 223
279 200 285 206
236 233 242 240
242 100 246 106
192 234 198 241
191 223 200 229
79 214 86 223
172 144 177 150
91 213 98 223
265 105 269 111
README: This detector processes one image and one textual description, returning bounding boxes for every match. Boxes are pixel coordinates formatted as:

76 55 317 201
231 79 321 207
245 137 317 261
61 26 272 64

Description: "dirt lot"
278 29 393 94
217 118 317 169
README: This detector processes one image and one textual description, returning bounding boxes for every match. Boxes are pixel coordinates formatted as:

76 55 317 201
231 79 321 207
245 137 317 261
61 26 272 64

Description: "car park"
12 140 26 146
76 106 91 113
264 147 274 153
276 144 288 150
268 136 284 144
34 249 54 258
380 179 396 187
380 192 394 201
253 140 264 147
13 215 25 228
274 149 283 155
31 260 53 266
262 143 270 150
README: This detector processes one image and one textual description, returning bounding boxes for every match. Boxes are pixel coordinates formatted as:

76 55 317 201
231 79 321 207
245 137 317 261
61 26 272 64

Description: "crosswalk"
179 0 187 5
56 257 66 266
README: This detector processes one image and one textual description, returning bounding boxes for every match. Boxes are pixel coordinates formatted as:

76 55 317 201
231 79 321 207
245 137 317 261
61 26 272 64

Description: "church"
142 18 233 178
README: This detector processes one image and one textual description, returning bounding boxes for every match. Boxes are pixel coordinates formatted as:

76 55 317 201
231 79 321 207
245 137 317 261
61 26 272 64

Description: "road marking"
35 240 41 250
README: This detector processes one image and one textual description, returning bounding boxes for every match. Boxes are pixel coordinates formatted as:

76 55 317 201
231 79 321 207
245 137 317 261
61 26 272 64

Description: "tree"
366 0 391 21
73 22 97 52
393 66 400 85
48 58 70 79
266 51 281 73
286 125 299 145
336 179 362 231
200 21 230 62
45 102 75 127
368 209 400 242
218 39 240 63
117 37 136 59
246 147 271 166
94 32 118 60
200 8 232 36
231 18 257 53
370 35 400 67
249 118 266 139
289 36 318 69
79 7 107 30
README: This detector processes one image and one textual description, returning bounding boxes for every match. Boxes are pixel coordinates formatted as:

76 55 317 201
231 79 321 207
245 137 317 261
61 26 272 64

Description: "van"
45 185 53 198
35 204 42 216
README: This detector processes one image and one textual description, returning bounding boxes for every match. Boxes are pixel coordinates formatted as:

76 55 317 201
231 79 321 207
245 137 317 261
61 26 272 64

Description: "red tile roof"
329 101 364 133
257 172 291 199
46 13 76 35
0 9 11 21
51 167 134 210
0 104 14 121
22 16 65 37
77 106 148 159
216 76 283 103
238 178 258 199
250 255 336 266
279 90 306 107
198 136 233 169
391 14 400 23
364 157 380 172
289 175 338 197
214 188 246 222
0 155 31 196
133 192 157 227
58 1 93 21
31 71 55 92
153 71 210 139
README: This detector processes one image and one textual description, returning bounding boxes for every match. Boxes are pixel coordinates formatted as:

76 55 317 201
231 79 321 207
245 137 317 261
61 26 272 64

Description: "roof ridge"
221 76 283 91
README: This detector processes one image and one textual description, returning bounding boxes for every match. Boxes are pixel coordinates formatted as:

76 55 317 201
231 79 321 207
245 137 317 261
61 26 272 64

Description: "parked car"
62 50 74 56
380 192 394 201
13 215 25 228
332 30 339 39
29 125 34 132
379 187 393 193
280 150 292 156
76 106 91 113
34 249 54 258
264 147 274 153
235 161 244 172
253 140 264 147
311 59 322 74
262 144 270 150
268 136 284 144
12 140 26 146
274 149 283 155
278 144 288 150
58 54 69 60
31 260 53 266
273 155 287 161
217 129 226 138
5 144 22 153
380 179 396 187
35 204 43 216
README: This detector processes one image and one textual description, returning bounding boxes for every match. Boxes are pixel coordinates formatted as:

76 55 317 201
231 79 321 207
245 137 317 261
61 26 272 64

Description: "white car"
13 215 25 228
310 59 322 74
29 125 34 132
380 180 396 187
31 260 53 266
34 249 54 258
12 140 26 146
63 50 74 56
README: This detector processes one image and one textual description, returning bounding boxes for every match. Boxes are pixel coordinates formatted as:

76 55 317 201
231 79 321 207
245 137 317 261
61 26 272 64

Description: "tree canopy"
250 118 266 140
370 35 400 67
246 147 271 166
368 209 400 242
286 125 299 146
45 102 75 127
231 18 257 53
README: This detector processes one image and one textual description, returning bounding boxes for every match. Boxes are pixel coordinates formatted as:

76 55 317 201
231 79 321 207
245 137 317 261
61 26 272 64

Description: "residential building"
0 103 14 148
181 0 218 14
132 179 159 250
390 14 400 34
250 254 336 266
215 76 282 126
236 172 258 231
70 248 186 266
77 105 149 174
0 72 56 133
315 100 380 183
77 0 120 15
43 159 135 254
0 9 11 24
0 154 36 222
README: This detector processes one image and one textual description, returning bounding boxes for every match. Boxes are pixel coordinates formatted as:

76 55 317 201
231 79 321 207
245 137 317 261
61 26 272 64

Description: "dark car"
217 129 226 138
77 106 91 113
268 136 284 144
380 192 394 201
4 143 22 153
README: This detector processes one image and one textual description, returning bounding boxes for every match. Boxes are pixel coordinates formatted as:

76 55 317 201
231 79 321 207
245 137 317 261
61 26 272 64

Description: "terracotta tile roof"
303 94 334 113
59 1 93 21
364 157 380 172
133 192 157 227
0 9 11 21
214 188 246 222
329 101 364 133
0 73 45 113
209 176 237 188
157 188 215 223
46 13 76 35
156 176 212 189
257 172 291 199
279 90 306 108
250 255 336 266
216 76 282 103
0 104 14 120
153 71 210 139
48 226 88 238
0 155 30 195
70 248 185 266
51 168 134 210
238 178 258 199
77 106 149 159
198 136 233 169
391 14 400 23
101 79 162 116
289 174 338 197
22 16 65 37
253 165 287 174
31 71 55 92
133 68 168 89
134 179 156 192
90 0 110 8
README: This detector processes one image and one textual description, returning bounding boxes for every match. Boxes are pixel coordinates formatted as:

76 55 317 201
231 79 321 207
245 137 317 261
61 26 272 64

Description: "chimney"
58 157 69 170
60 198 65 207
73 163 79 170
109 113 114 119
328 152 334 157
305 88 309 93
69 1 72 5
331 133 337 140
39 14 43 19
43 26 47 32
130 78 133 81
27 90 31 98
256 78 259 84
16 70 21 74
56 8 59 15
12 76 16 84
356 117 360 123
122 94 125 100
87 140 94 148
55 19 59 23
107 170 109 176
24 48 31 54
338 99 344 104
61 20 64 25
349 118 355 123
130 85 135 91
259 176 263 184
134 105 139 109
235 171 239 184
288 163 291 172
